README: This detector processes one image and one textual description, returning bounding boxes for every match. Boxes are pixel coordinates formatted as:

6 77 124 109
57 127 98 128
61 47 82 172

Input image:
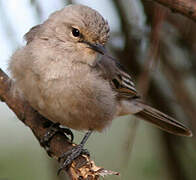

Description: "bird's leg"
58 130 92 174
41 122 74 149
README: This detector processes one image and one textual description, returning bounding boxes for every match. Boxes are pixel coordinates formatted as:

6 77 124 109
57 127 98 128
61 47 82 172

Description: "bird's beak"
83 41 106 55
89 43 106 55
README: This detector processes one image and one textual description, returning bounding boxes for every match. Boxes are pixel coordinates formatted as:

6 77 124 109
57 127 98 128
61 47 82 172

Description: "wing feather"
95 54 138 98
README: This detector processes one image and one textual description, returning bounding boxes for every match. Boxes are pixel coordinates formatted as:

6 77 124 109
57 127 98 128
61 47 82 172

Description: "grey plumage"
9 4 192 137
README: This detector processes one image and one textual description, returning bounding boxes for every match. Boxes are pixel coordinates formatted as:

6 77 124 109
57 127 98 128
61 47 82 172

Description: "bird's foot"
41 122 74 148
57 144 90 175
57 131 92 174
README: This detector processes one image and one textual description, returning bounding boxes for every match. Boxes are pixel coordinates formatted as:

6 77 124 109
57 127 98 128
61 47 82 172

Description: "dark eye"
72 28 80 37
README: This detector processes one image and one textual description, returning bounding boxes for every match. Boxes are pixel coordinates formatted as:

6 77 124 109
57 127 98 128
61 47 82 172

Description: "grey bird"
9 4 192 170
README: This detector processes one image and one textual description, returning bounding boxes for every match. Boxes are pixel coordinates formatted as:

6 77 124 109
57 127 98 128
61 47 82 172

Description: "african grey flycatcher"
9 4 192 170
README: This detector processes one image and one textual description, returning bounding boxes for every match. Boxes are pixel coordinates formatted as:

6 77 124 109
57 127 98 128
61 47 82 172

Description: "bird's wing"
94 54 192 137
95 54 139 99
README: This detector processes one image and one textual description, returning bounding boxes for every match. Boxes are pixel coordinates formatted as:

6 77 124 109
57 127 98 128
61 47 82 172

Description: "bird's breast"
34 63 117 131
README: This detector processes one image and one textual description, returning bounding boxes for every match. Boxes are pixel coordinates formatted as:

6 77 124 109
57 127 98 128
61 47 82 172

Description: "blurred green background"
0 0 196 180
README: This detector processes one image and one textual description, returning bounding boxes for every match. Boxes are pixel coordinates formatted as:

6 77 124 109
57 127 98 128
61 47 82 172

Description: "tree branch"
151 0 196 22
0 68 119 180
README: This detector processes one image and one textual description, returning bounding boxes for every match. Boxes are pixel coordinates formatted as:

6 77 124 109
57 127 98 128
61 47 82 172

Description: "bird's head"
40 4 110 60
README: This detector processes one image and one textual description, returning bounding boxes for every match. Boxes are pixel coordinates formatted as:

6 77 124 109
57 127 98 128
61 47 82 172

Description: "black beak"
83 41 106 55
82 41 118 63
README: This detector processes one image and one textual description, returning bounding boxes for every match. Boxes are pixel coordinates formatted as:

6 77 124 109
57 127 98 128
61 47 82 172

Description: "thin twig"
30 0 43 21
137 5 166 97
150 0 196 22
160 40 196 132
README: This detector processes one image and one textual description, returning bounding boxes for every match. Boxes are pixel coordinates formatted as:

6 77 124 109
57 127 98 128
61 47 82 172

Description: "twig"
0 68 119 180
137 5 166 97
150 0 196 22
30 0 43 21
66 0 74 4
160 40 196 132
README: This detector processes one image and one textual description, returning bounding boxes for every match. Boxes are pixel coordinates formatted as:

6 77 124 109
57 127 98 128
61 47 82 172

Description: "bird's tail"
134 101 192 137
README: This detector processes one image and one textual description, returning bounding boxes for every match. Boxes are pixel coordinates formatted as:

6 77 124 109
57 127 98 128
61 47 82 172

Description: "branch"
151 0 196 22
0 68 119 180
137 5 166 97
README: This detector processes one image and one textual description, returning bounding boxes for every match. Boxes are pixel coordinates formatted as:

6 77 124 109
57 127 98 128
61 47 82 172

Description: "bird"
9 4 192 171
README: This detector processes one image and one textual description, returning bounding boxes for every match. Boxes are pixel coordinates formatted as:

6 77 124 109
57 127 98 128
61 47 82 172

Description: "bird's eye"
72 28 80 37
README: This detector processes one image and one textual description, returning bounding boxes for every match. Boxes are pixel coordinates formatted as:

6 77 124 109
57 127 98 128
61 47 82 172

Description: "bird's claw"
41 123 74 148
57 144 90 175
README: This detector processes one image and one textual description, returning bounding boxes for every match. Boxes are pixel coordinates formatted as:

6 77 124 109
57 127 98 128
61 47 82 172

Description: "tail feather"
135 102 192 137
